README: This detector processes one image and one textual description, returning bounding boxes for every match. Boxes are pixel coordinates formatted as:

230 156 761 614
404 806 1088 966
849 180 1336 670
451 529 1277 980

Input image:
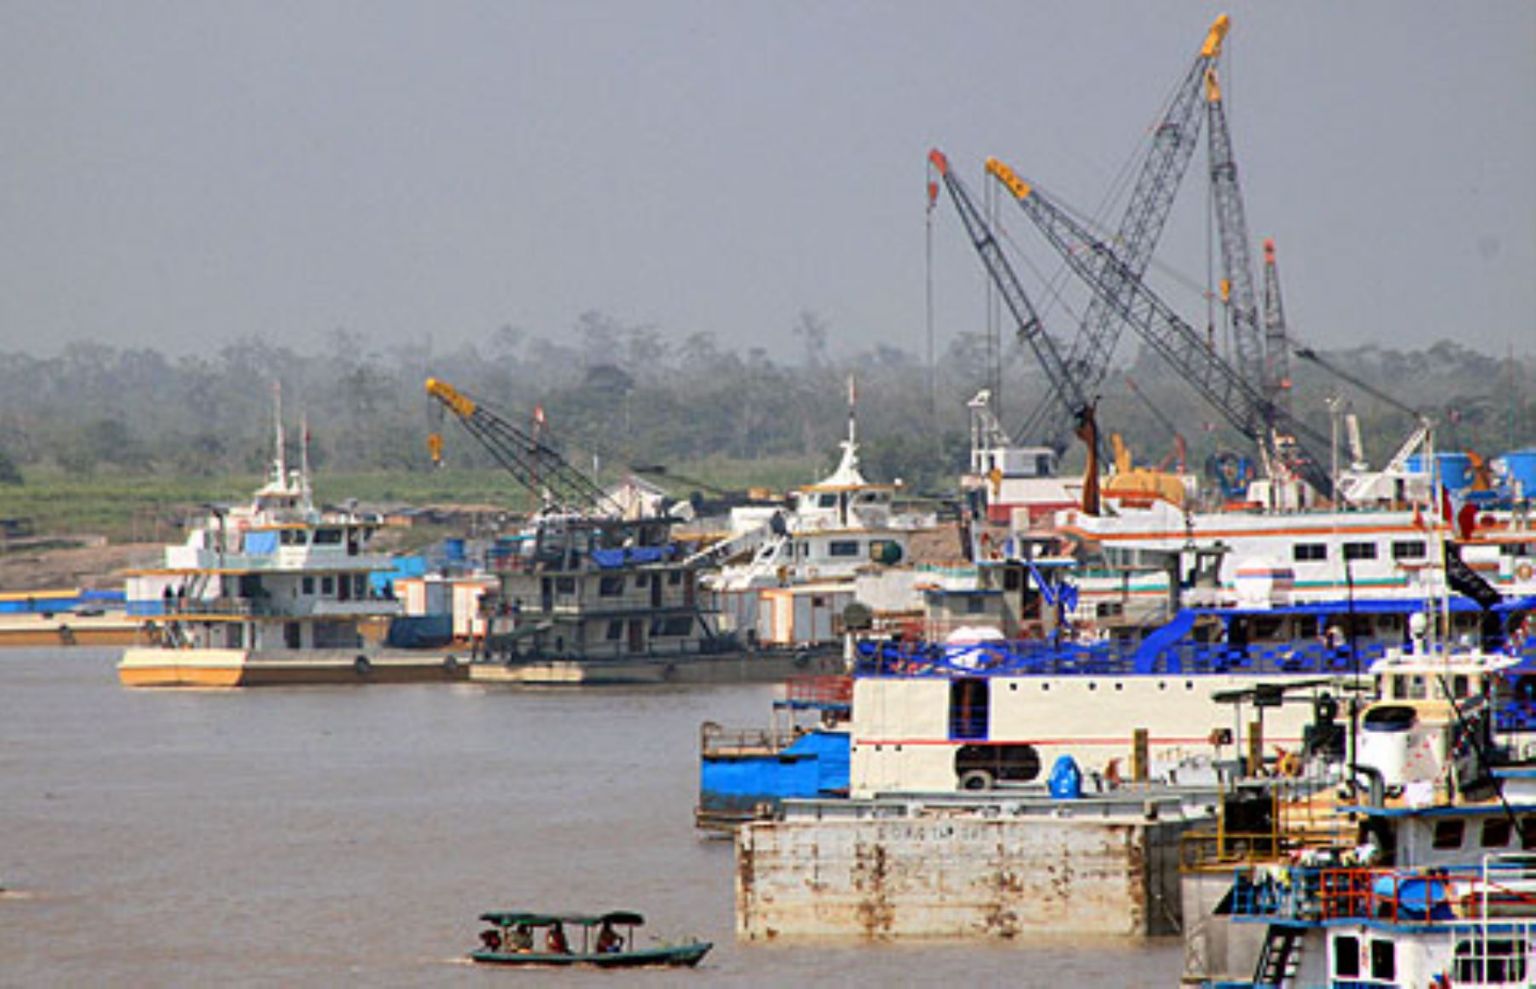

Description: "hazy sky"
2 1 1532 365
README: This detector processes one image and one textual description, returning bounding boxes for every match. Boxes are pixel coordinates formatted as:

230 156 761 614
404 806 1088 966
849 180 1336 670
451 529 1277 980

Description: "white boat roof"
1367 647 1521 678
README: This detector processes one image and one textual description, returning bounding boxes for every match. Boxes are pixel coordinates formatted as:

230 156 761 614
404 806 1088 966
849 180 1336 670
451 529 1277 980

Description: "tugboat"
1186 642 1536 986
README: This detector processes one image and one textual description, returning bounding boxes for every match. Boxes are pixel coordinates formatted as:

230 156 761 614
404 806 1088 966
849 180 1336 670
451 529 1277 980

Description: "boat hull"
117 647 469 687
468 647 844 686
469 943 711 967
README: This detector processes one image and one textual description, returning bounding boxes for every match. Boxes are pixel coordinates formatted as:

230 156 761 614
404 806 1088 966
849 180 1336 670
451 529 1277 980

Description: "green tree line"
0 315 1530 499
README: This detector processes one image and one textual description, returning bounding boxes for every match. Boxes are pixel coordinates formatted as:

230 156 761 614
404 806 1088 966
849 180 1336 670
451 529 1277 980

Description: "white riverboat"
117 401 453 687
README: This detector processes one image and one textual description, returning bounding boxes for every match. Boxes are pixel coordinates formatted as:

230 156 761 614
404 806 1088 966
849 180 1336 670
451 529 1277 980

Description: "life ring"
354 655 373 676
1517 563 1534 582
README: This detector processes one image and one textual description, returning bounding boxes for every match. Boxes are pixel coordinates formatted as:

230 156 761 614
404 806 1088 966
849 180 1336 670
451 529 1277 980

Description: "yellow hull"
0 617 142 648
117 648 468 688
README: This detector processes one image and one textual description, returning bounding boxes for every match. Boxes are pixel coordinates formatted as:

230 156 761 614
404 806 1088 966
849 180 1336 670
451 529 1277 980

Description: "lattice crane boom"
928 148 1090 448
1261 238 1293 418
424 377 621 517
1020 13 1230 447
1205 66 1266 397
986 157 1335 500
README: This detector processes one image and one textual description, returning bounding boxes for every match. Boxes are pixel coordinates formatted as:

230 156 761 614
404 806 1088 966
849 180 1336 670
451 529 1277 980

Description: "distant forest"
0 311 1531 496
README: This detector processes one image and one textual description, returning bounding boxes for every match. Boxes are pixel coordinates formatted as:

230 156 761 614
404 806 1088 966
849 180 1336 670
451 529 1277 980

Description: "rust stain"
1125 827 1149 933
850 840 895 938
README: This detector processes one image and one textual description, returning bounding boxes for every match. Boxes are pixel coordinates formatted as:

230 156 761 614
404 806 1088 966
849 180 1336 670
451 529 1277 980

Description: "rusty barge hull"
736 806 1193 940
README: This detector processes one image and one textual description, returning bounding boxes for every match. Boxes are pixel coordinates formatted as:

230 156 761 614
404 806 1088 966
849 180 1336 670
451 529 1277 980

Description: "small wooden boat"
470 911 712 968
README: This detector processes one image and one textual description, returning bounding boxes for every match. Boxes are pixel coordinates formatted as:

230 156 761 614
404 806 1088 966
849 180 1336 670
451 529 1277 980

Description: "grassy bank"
0 455 827 544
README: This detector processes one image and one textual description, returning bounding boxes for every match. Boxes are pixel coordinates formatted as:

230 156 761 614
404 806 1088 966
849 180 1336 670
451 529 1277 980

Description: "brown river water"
0 648 1181 986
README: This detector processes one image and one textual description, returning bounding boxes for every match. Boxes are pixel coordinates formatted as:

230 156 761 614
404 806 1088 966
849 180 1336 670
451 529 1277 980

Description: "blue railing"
853 637 1389 678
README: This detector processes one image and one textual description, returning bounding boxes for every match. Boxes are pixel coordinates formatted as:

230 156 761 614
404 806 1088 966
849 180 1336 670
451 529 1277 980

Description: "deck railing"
1226 859 1536 928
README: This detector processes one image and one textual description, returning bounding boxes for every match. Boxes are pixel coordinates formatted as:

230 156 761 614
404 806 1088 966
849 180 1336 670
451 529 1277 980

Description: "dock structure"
736 789 1215 940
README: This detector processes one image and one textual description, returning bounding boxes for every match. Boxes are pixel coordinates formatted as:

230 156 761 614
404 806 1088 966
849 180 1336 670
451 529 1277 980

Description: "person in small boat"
545 921 570 954
479 928 502 951
507 924 534 952
595 920 624 954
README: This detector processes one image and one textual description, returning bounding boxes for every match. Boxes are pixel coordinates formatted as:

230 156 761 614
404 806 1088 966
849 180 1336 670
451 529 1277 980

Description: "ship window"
634 574 648 587
829 540 860 557
967 597 985 614
650 616 694 637
668 571 682 585
1453 674 1470 698
321 576 335 595
1481 818 1514 848
280 529 304 546
302 577 314 595
817 494 837 508
1344 542 1378 561
1369 939 1395 980
1392 540 1427 561
605 621 622 641
1433 820 1466 850
1003 568 1022 591
1455 937 1527 984
555 577 576 594
354 575 366 597
1293 543 1327 561
1333 936 1360 978
314 528 343 545
599 576 624 596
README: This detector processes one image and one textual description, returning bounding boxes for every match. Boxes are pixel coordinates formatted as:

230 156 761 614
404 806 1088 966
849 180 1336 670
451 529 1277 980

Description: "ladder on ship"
1251 922 1304 987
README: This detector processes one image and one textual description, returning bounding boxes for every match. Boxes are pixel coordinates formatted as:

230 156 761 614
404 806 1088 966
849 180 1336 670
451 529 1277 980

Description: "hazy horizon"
3 1 1532 364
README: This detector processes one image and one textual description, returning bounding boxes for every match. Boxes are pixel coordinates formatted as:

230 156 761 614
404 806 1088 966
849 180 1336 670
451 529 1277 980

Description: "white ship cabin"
1354 645 1520 793
960 391 1072 526
1053 498 1536 609
915 553 1075 643
125 406 400 651
712 420 933 594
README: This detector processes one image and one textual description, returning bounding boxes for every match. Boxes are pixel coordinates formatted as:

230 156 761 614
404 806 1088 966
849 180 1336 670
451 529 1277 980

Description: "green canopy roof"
479 910 645 928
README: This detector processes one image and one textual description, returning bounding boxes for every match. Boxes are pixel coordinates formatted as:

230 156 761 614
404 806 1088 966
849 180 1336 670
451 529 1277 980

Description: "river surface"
0 648 1182 986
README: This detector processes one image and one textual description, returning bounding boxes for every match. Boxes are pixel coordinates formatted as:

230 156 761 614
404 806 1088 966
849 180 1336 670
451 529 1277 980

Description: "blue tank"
1406 452 1474 490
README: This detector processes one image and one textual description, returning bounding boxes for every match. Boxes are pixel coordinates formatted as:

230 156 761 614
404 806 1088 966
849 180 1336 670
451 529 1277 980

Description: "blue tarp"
698 730 851 818
370 555 427 595
590 546 671 569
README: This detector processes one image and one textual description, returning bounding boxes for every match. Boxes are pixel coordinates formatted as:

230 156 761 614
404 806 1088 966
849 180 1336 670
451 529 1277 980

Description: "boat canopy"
479 911 645 928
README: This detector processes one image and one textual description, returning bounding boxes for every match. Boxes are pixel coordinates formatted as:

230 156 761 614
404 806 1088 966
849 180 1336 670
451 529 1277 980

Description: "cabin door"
949 677 989 740
628 620 644 654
